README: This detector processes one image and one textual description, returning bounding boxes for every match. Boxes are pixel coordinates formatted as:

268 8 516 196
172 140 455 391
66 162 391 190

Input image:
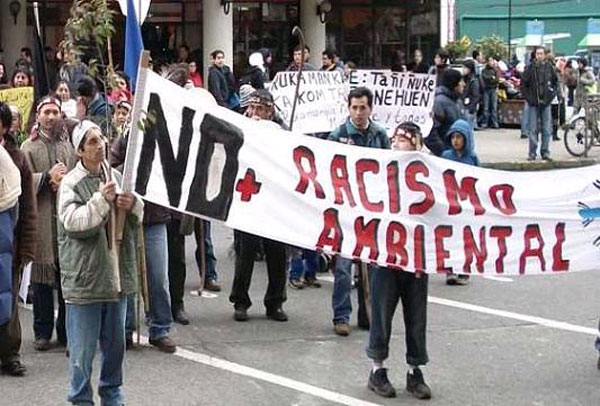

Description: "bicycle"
564 94 600 157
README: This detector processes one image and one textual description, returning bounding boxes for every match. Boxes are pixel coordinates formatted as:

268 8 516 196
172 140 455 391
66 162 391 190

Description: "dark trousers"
0 264 22 363
366 267 428 366
32 269 66 344
167 218 186 314
229 230 286 311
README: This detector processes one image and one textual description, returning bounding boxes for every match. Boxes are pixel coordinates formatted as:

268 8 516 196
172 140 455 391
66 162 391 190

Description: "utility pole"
508 0 512 61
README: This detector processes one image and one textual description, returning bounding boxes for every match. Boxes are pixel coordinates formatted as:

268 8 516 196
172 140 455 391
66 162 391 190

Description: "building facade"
456 0 600 56
1 0 441 82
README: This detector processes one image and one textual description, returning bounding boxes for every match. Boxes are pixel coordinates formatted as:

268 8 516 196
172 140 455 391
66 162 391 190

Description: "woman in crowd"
188 60 203 88
11 67 32 88
55 81 77 118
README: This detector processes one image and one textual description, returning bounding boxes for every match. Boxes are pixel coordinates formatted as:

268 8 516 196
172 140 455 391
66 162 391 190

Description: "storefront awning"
578 34 600 47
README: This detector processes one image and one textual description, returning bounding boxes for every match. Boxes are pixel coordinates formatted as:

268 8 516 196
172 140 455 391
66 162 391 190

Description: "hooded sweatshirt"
441 119 480 166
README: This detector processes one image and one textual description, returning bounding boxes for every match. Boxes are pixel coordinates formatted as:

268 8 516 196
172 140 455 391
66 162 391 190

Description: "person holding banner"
367 122 431 400
57 120 143 406
327 87 390 336
230 89 289 323
21 96 76 352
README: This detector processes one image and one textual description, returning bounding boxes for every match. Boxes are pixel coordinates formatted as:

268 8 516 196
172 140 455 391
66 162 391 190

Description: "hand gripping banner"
123 69 600 276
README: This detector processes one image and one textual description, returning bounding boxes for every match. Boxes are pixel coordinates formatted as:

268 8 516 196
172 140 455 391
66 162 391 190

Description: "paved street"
475 127 600 169
2 219 600 406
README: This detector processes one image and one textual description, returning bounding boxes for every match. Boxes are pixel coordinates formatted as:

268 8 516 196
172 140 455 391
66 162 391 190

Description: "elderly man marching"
57 120 143 406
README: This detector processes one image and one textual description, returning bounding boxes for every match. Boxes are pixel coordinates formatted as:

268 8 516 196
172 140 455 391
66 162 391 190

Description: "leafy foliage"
60 0 116 80
444 35 472 61
476 35 508 61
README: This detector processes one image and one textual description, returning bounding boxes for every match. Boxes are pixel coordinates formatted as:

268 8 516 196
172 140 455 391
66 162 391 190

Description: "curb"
483 158 600 171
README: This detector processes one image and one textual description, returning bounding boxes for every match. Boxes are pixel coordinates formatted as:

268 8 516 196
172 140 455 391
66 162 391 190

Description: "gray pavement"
475 127 600 170
2 223 600 406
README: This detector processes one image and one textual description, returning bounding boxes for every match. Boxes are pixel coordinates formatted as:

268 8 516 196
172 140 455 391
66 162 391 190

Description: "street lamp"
317 1 332 24
221 0 232 15
9 0 21 25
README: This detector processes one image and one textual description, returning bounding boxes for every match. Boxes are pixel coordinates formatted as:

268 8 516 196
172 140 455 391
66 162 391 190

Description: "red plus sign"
236 169 262 202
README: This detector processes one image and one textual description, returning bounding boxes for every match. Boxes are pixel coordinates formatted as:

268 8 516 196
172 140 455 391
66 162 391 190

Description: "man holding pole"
58 120 143 405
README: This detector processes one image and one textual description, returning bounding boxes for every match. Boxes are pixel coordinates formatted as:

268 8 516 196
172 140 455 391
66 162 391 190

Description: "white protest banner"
124 68 600 276
348 70 436 136
268 71 348 133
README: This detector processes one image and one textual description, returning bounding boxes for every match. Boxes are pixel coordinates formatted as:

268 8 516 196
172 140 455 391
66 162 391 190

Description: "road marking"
483 276 513 282
189 290 219 298
135 334 381 406
428 296 598 336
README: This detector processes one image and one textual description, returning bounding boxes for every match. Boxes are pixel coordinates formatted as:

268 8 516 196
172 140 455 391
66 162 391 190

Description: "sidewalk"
474 127 600 170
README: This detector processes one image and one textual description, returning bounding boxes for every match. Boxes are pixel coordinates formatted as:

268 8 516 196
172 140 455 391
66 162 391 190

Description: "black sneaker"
368 368 396 398
234 307 249 322
1 360 27 377
542 155 553 161
406 368 432 400
266 307 288 322
527 156 536 161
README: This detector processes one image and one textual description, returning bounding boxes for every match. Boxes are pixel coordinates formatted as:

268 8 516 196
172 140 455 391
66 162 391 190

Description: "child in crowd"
367 122 432 400
441 119 480 285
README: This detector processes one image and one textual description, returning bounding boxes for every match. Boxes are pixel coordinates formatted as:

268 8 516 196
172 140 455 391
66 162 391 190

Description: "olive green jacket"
57 162 143 304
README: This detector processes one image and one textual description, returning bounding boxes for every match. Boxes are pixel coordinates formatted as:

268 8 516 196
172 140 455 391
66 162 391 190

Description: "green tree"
61 0 116 79
444 35 472 61
476 35 508 61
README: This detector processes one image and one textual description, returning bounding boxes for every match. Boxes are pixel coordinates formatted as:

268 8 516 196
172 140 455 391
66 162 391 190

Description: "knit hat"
71 120 102 150
239 84 256 108
248 89 274 108
441 69 463 90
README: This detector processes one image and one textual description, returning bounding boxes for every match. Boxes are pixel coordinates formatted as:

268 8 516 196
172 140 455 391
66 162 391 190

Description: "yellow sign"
0 87 34 132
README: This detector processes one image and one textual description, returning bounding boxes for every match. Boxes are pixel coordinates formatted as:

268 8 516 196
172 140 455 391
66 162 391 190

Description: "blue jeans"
288 248 319 281
521 102 530 137
66 296 126 406
482 88 499 128
332 258 353 324
125 223 172 340
366 267 429 366
196 220 218 282
527 103 552 158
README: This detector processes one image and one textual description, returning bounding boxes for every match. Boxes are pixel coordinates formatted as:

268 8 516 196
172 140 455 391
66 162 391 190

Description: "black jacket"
522 61 558 107
481 65 499 90
463 73 481 114
239 66 265 90
425 86 464 156
208 65 235 107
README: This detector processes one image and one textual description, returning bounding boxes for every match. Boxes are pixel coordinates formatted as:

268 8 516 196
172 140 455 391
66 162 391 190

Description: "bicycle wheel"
564 117 592 157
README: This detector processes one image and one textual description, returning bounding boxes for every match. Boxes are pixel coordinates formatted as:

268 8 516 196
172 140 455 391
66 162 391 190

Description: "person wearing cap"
366 122 432 400
424 69 465 156
21 96 76 352
327 87 390 338
0 102 37 377
229 89 289 323
57 120 143 406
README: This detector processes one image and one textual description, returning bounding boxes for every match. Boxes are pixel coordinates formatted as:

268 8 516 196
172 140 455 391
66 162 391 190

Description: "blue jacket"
0 209 15 325
441 119 480 166
328 118 390 150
